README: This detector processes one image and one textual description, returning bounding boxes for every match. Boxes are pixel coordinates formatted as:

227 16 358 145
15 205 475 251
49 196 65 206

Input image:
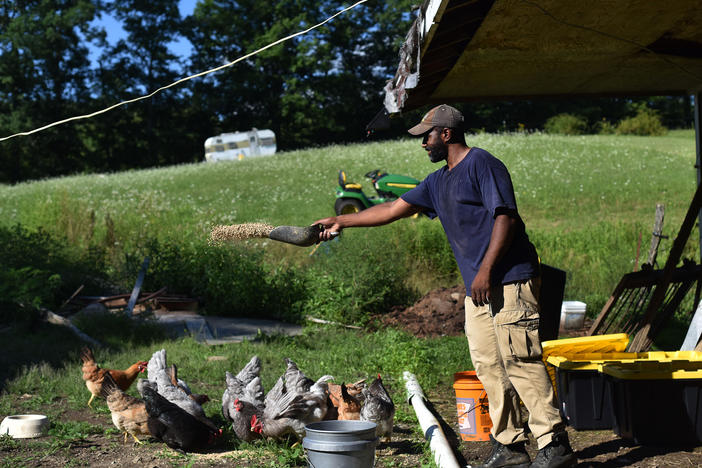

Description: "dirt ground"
0 398 431 467
4 392 702 468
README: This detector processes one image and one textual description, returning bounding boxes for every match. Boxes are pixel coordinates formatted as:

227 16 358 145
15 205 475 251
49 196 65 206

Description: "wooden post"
696 93 701 260
646 204 665 268
125 256 150 317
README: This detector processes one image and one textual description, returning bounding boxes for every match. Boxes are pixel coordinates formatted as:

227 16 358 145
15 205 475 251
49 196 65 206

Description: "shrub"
137 238 307 321
0 224 108 313
303 230 417 326
595 118 616 135
544 113 588 135
616 106 667 136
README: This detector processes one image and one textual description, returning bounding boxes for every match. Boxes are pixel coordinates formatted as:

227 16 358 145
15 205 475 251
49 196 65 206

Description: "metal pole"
696 93 702 260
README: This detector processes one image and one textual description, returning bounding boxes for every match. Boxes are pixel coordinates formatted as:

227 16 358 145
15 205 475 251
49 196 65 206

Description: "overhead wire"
0 0 367 142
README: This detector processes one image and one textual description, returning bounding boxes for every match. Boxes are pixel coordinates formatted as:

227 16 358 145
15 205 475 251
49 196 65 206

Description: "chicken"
138 379 221 452
251 363 333 440
99 372 150 444
328 382 361 420
169 364 210 405
147 349 191 390
80 346 147 408
146 349 218 432
221 356 264 442
360 374 395 442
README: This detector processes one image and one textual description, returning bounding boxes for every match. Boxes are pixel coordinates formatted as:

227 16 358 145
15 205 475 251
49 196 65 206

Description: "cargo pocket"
504 318 542 360
494 302 543 361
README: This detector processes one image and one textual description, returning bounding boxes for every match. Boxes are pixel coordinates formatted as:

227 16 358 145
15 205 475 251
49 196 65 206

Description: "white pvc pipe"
403 371 461 468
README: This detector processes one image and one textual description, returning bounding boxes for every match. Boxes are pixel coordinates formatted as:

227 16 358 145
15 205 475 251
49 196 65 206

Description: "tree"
184 0 415 150
0 0 102 182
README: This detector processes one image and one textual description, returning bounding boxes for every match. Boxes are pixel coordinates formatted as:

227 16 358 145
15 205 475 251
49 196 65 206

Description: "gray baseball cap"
408 104 464 136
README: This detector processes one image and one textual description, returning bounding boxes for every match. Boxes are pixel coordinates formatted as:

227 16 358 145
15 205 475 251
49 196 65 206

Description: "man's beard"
427 144 448 163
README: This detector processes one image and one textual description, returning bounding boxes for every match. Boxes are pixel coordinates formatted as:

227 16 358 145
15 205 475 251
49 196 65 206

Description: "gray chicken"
147 349 192 394
146 349 218 433
360 374 395 442
221 355 264 442
251 359 333 440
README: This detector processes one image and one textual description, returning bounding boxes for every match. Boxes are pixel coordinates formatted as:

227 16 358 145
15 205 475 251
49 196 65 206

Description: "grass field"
1 130 698 308
1 130 699 466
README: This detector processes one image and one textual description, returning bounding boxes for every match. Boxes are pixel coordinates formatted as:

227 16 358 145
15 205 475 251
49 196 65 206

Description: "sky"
89 0 198 65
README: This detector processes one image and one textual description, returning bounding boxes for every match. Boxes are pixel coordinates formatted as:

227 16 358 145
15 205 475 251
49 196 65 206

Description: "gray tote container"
303 420 379 468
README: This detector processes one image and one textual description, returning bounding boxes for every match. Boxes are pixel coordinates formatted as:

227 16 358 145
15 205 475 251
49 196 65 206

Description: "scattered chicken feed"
210 223 275 243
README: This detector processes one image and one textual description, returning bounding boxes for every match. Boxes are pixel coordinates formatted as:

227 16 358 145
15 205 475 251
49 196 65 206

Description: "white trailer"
204 128 277 162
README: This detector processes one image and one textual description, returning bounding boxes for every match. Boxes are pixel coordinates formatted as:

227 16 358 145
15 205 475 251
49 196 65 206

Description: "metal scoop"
268 224 338 247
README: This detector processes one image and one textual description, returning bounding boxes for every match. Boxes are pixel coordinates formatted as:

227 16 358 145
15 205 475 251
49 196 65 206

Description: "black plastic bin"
553 367 614 430
602 361 702 445
542 334 631 428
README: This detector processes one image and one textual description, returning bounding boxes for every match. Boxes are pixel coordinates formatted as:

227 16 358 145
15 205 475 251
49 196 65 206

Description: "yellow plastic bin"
541 334 630 428
601 360 702 445
546 345 702 431
541 334 630 398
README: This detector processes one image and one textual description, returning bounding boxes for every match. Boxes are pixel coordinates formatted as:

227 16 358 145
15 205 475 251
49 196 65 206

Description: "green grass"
1 130 697 310
0 130 699 465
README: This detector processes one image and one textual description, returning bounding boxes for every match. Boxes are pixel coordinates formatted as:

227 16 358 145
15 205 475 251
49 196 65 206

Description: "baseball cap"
407 104 464 136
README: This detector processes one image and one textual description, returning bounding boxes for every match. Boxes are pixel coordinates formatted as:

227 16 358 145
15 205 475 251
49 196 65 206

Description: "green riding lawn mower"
334 169 421 215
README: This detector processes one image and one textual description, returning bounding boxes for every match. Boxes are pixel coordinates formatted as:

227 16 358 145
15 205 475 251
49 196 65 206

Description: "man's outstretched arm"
314 197 420 241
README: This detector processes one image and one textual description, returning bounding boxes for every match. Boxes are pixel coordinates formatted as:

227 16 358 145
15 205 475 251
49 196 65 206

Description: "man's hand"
313 217 342 242
471 267 491 307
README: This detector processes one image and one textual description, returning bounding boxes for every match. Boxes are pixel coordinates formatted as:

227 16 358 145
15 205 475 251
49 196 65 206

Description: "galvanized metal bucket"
303 420 378 468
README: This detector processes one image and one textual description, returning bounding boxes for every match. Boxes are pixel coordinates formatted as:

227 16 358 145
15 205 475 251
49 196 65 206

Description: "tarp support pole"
696 93 702 261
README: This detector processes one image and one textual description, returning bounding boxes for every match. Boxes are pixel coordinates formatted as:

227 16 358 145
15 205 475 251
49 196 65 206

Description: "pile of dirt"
381 285 467 338
378 285 592 338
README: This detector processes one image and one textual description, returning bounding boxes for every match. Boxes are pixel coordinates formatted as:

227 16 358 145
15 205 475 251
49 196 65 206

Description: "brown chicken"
328 383 361 420
169 364 211 405
100 372 150 444
80 346 148 408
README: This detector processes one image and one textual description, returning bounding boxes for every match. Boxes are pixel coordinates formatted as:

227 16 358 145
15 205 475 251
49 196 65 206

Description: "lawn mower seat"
339 170 362 191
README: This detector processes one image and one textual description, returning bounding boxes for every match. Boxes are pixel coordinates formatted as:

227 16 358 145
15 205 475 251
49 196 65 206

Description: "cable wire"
0 0 367 142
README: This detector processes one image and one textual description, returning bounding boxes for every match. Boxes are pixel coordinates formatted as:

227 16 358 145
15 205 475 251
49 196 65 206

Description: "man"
314 104 575 468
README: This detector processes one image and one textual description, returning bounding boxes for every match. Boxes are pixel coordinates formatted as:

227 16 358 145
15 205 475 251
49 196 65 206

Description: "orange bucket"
453 371 493 441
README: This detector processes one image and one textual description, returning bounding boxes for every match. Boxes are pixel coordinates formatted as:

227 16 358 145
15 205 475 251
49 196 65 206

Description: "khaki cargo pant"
464 277 564 449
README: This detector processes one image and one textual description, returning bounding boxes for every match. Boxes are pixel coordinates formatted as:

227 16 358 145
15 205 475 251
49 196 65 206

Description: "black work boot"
530 432 576 468
467 434 531 468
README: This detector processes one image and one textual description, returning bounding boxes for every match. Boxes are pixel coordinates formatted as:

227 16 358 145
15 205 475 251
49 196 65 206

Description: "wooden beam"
629 183 702 351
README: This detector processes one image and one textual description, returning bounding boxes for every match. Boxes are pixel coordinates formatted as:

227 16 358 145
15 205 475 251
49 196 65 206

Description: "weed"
0 434 19 451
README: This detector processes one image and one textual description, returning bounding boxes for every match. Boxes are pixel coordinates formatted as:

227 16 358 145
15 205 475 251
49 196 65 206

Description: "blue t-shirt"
401 147 538 293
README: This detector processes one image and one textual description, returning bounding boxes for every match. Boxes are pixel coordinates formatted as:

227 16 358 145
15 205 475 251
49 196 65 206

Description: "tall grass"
1 131 697 317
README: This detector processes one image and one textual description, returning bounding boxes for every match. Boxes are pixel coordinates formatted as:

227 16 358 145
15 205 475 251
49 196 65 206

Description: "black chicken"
139 380 221 452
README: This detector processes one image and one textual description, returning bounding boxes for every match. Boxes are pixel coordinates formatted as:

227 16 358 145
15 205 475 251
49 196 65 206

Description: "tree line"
0 1 694 184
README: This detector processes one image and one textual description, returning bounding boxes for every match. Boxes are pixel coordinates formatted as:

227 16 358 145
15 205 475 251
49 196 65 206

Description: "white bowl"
0 414 49 438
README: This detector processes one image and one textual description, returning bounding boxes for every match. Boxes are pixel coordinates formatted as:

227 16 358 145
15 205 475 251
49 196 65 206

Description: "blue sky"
90 0 197 63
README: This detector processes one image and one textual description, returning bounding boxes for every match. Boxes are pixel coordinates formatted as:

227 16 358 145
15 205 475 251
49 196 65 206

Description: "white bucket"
560 301 587 329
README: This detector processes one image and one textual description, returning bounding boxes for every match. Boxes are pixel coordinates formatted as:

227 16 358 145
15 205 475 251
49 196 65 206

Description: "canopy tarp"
384 0 702 113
